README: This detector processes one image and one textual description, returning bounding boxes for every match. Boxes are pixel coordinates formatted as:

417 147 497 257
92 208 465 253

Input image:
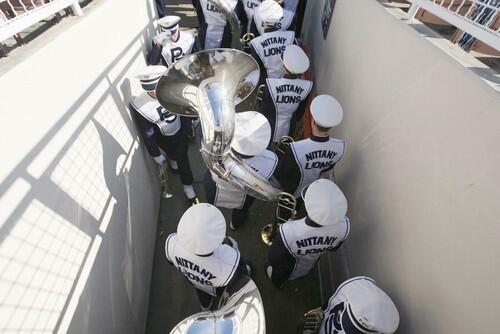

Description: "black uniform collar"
310 134 329 142
305 216 323 228
197 252 214 257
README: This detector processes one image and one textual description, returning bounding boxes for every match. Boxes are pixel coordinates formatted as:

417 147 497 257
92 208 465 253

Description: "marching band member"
198 0 244 49
130 66 199 204
165 204 252 310
272 94 346 198
258 44 312 144
318 276 400 334
266 179 350 288
149 16 197 67
250 0 296 37
241 0 263 34
203 111 278 231
249 0 296 82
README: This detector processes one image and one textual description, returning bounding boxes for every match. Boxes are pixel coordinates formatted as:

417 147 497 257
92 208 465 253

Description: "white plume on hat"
283 45 310 74
310 95 343 128
303 179 347 226
345 278 400 333
177 203 226 255
259 0 284 24
231 111 271 156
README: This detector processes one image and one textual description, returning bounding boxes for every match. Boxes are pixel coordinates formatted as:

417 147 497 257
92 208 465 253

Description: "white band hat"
303 179 347 226
135 65 167 92
231 111 271 156
283 45 310 74
259 0 284 24
310 94 343 128
177 203 226 255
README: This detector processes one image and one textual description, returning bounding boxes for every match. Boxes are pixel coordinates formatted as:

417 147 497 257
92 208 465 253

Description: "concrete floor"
144 3 322 333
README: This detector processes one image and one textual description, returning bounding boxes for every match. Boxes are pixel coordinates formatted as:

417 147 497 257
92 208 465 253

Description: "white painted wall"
303 0 500 333
0 0 160 333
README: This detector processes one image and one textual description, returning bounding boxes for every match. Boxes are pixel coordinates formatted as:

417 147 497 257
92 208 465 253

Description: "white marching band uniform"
266 77 312 141
165 204 244 309
166 234 240 296
250 1 295 81
273 94 346 198
267 180 350 286
250 30 295 79
279 216 349 280
149 16 196 67
259 44 312 142
199 0 238 49
131 92 181 136
242 0 263 33
156 31 195 66
289 136 346 197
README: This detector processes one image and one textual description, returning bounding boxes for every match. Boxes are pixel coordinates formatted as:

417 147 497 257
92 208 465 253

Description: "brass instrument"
156 49 283 202
276 135 294 154
159 163 173 199
296 308 324 334
253 83 266 110
261 192 297 246
240 32 255 53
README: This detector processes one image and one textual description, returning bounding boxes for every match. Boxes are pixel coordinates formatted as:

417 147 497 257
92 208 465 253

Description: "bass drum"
169 276 266 334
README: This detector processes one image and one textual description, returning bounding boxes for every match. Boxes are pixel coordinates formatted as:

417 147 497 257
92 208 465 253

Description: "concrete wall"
303 0 500 333
0 0 160 333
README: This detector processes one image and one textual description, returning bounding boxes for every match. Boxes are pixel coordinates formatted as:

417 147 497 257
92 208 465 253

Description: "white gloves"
153 154 166 165
153 32 169 46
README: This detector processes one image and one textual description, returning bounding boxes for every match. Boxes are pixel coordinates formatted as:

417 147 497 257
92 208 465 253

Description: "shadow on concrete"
0 3 160 333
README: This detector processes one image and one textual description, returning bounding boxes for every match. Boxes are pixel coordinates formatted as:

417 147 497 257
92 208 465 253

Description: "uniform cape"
290 137 346 197
280 217 349 280
166 233 240 296
130 92 181 136
250 30 295 78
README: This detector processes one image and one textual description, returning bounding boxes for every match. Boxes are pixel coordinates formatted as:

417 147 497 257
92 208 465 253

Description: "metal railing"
408 0 500 51
0 0 83 43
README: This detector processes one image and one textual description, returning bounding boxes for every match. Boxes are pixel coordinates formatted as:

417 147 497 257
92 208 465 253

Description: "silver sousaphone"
156 48 282 202
169 276 265 334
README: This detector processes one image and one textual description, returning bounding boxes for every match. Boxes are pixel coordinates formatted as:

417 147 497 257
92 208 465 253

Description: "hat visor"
342 302 378 334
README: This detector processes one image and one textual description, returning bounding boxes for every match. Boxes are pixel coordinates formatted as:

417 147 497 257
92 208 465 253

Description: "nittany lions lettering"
280 217 349 280
291 138 345 197
260 36 288 57
246 0 259 9
175 256 216 286
206 2 222 13
250 30 295 78
275 84 305 103
304 150 337 170
166 234 240 296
